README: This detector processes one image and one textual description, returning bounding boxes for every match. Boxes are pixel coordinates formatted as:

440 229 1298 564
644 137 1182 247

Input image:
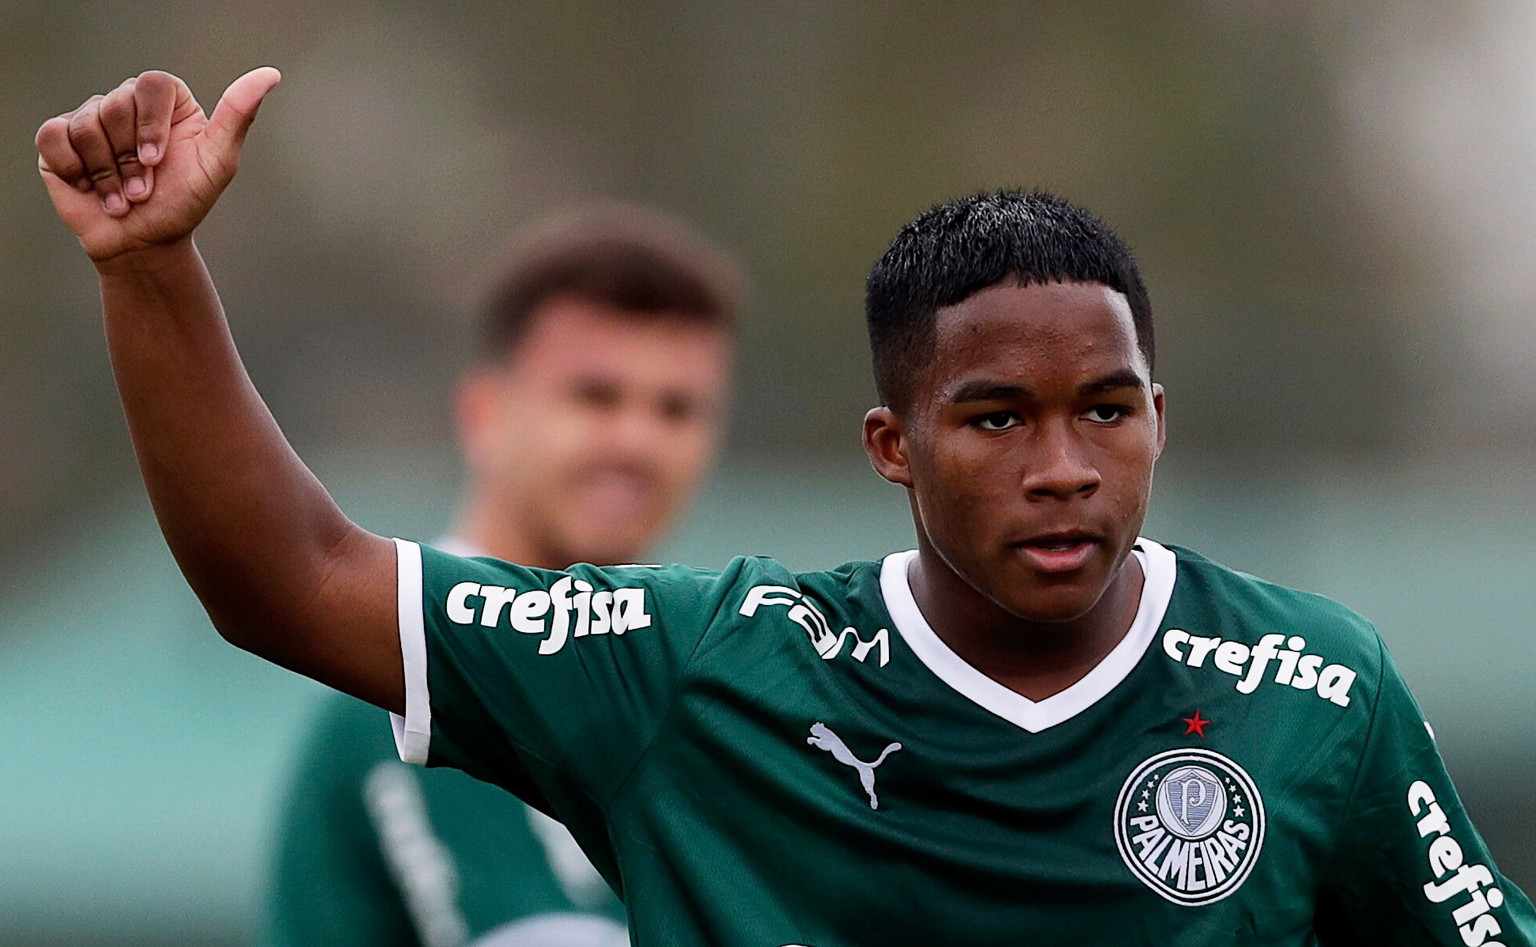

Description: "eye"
1083 404 1128 423
572 379 623 410
658 392 700 424
972 411 1018 432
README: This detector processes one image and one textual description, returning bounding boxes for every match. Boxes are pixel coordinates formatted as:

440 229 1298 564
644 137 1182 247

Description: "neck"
446 498 558 571
906 542 1144 702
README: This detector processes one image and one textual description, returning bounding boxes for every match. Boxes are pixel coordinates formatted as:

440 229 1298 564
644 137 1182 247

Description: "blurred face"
457 296 731 567
866 280 1164 629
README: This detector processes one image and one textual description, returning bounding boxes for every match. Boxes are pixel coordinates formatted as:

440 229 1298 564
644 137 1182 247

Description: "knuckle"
99 94 133 125
66 105 99 137
34 116 66 149
138 70 177 99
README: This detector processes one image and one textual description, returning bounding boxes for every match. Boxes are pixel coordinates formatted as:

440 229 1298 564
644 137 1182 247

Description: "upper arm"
210 525 406 715
1317 645 1536 944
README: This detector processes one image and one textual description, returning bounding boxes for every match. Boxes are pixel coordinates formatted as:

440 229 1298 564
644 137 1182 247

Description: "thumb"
203 66 282 159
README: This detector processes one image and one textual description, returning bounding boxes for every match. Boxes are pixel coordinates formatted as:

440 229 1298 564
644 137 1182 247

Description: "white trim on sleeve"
391 538 432 765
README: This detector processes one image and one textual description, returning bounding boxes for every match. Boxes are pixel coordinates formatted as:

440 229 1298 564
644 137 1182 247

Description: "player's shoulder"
575 553 884 600
412 541 887 638
733 554 886 606
1161 541 1384 665
602 553 887 629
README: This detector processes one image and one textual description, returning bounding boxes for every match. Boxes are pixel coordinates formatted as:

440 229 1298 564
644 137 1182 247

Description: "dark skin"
38 67 1161 716
36 68 403 713
863 280 1166 700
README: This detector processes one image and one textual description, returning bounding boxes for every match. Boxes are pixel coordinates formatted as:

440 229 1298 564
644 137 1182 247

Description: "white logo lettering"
363 763 469 947
443 579 652 656
1115 749 1265 905
740 585 889 666
1161 629 1357 706
1408 780 1509 944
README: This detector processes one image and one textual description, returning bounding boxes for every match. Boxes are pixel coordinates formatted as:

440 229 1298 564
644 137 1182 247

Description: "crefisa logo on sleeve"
444 576 652 655
1114 748 1265 905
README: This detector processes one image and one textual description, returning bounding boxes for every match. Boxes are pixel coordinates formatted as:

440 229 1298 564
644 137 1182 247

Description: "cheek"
1105 448 1158 514
500 412 591 483
657 425 717 482
910 448 990 530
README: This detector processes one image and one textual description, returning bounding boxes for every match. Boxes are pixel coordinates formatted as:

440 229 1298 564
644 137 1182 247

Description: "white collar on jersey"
431 536 484 558
879 538 1177 734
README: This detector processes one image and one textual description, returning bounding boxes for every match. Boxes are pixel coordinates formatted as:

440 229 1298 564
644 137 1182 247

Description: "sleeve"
412 767 628 939
1316 638 1536 946
264 694 627 947
390 539 748 809
261 695 416 947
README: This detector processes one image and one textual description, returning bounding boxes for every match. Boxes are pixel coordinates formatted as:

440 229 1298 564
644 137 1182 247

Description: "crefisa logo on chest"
1114 748 1265 906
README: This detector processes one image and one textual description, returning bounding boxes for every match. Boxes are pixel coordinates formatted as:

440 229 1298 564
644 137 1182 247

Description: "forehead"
502 295 732 389
925 280 1144 399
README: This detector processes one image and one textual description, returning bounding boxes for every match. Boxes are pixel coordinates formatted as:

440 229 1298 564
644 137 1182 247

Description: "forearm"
40 67 402 710
99 239 397 702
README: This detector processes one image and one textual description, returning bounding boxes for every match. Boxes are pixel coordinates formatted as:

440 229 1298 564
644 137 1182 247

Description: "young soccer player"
37 67 1535 945
262 205 740 947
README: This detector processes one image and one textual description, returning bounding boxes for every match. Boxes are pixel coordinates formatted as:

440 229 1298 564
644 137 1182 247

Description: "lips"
573 467 661 518
1013 532 1101 573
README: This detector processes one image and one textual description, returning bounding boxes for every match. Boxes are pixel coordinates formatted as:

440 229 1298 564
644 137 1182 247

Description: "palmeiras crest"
1114 748 1265 905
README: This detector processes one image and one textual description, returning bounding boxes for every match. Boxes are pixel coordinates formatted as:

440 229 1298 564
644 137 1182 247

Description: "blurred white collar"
431 536 486 558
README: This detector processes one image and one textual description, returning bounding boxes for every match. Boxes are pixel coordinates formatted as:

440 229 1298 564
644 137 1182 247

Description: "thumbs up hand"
36 67 282 266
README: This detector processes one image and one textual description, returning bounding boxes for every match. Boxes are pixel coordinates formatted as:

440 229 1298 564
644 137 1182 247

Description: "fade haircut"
865 189 1153 411
476 202 744 361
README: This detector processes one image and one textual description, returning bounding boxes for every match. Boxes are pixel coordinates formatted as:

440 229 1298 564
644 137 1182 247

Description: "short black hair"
865 189 1153 411
476 202 744 361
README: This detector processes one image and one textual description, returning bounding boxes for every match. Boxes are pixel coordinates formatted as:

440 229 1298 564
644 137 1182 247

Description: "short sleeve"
263 695 416 946
391 539 748 808
1317 638 1536 945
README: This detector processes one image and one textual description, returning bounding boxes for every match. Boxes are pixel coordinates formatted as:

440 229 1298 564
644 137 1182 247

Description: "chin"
999 582 1110 626
565 530 651 567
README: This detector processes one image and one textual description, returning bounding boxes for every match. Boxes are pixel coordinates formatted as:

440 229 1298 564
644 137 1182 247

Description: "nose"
1021 422 1100 500
604 402 670 456
605 398 699 470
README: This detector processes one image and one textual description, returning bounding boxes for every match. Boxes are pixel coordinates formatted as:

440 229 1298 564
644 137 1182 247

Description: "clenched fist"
35 67 281 265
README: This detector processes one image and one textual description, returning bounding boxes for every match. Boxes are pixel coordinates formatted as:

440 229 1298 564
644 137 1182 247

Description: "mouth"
1013 532 1102 573
574 468 660 513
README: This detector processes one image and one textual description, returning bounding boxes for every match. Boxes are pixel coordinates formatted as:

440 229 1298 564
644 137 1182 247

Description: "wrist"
93 236 199 279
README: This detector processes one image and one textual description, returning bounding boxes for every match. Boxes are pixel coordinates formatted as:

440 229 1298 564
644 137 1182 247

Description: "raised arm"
35 69 403 713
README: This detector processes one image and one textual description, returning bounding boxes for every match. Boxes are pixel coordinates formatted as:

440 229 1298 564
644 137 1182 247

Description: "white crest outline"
1113 747 1266 906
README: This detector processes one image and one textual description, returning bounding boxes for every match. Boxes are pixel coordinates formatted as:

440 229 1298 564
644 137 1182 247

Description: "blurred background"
4 0 1535 942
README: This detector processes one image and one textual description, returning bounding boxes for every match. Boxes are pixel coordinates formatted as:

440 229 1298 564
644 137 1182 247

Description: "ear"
1150 383 1167 459
863 406 914 488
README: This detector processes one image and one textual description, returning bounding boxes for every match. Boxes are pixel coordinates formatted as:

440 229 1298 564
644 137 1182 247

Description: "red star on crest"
1182 710 1211 738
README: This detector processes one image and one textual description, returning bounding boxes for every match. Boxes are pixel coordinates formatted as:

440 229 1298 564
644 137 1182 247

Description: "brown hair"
475 202 745 360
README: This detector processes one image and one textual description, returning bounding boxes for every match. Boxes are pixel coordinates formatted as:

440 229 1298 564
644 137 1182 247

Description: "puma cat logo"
807 722 902 810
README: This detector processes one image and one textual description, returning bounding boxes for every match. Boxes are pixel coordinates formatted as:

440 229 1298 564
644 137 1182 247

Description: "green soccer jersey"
263 692 627 947
390 537 1536 946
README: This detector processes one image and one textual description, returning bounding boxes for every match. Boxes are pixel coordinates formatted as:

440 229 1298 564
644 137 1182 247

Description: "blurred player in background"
261 206 742 946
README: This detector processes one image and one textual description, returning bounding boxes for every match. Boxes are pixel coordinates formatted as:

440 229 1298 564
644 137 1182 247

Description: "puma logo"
807 722 902 810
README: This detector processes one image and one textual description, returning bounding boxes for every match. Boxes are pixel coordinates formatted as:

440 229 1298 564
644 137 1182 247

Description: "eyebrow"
948 368 1146 404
